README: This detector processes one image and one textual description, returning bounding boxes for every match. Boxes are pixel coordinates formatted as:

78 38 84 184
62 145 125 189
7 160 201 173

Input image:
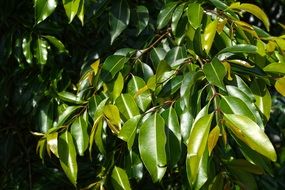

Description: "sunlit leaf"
275 77 285 96
203 19 218 54
187 3 203 29
208 125 220 155
43 35 68 53
34 0 57 24
71 115 89 156
157 2 177 30
47 132 58 157
115 93 140 120
263 63 285 75
111 166 131 190
62 0 81 23
103 105 121 134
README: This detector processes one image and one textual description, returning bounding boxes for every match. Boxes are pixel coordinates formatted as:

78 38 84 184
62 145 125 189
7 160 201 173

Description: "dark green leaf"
165 46 187 67
139 112 167 182
157 2 177 30
22 36 33 64
101 55 128 82
203 58 226 90
34 37 49 65
34 0 57 24
171 3 185 35
136 5 149 35
115 94 140 120
43 35 68 53
57 106 81 127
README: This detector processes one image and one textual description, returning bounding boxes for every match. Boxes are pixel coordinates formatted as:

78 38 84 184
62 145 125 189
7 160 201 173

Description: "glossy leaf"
208 125 220 155
109 0 130 44
70 115 89 156
127 76 151 112
37 101 54 133
203 58 226 90
115 94 140 120
103 105 121 134
263 63 285 75
34 37 48 65
136 5 149 35
275 77 285 96
112 72 124 101
77 0 84 25
57 91 83 104
217 44 257 56
165 46 187 67
118 115 141 150
187 3 203 29
171 3 185 35
22 36 33 64
58 131 78 186
101 55 128 82
43 35 68 53
187 114 213 184
157 2 177 30
229 3 270 31
111 166 131 190
224 114 276 161
56 106 81 127
203 19 218 54
47 132 58 157
62 0 81 23
34 0 57 24
139 112 167 182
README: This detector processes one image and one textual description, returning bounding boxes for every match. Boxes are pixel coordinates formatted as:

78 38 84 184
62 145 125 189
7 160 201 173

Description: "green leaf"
125 151 143 180
109 0 130 44
103 105 121 134
111 166 131 190
34 37 48 65
139 112 167 182
208 125 220 155
95 118 106 155
203 58 226 90
34 0 57 24
275 77 285 96
58 131 78 186
157 2 177 30
217 44 257 56
171 3 185 35
47 132 58 157
57 91 84 104
70 115 89 156
229 3 270 31
62 0 81 23
251 79 271 120
220 96 256 122
180 108 194 142
112 72 124 101
43 35 68 54
227 159 264 175
22 36 33 64
118 115 141 150
161 106 181 166
101 55 128 82
203 19 218 54
77 0 84 25
165 46 187 67
158 75 183 97
224 114 276 161
37 101 54 133
263 63 285 74
187 3 203 29
135 5 149 35
187 114 213 184
127 76 151 112
150 47 166 68
115 94 140 121
56 106 81 127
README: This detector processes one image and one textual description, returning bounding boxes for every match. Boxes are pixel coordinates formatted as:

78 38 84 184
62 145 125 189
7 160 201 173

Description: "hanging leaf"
157 2 177 30
34 37 49 65
187 3 204 29
109 0 130 44
229 3 270 31
101 55 128 82
70 115 89 156
58 131 78 186
115 93 140 120
47 132 59 157
103 105 121 134
139 112 167 182
275 77 285 96
203 19 218 54
135 5 149 35
62 0 81 23
187 114 213 184
34 0 57 24
224 114 276 161
22 36 33 64
118 115 141 150
203 58 226 90
77 0 84 25
43 35 68 54
208 125 220 155
111 166 131 190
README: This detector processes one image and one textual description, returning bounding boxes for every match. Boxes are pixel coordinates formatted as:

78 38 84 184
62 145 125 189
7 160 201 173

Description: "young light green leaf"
112 72 124 101
118 115 141 150
187 3 204 29
111 166 131 190
203 19 218 54
263 63 285 74
58 131 78 186
62 0 81 23
115 94 140 120
34 37 49 65
22 36 33 64
109 0 130 44
43 35 68 54
103 105 121 134
77 0 84 25
224 114 276 161
187 114 213 184
101 55 128 82
275 77 285 96
229 3 270 31
136 5 149 35
34 0 57 24
157 2 177 30
127 76 151 112
139 112 167 182
203 58 226 90
208 125 220 155
71 115 89 156
47 132 58 157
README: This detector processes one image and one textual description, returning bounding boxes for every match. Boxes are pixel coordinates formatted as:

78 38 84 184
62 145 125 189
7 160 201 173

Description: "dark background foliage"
0 0 285 189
